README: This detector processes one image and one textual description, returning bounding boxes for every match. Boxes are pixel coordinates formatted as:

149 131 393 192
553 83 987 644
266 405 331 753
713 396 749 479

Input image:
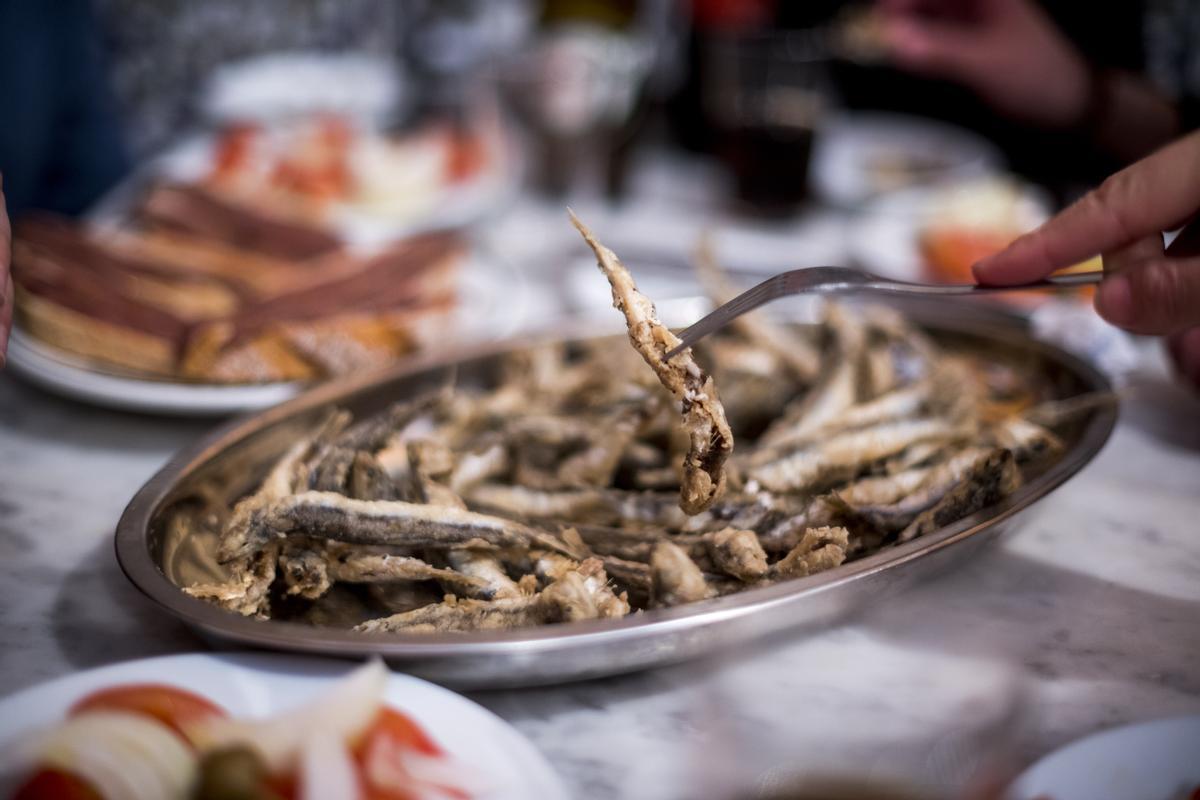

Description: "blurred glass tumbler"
704 31 829 215
499 26 653 197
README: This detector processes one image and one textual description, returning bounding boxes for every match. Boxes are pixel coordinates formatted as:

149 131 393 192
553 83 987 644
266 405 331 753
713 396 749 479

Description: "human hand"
974 131 1200 389
879 0 1091 128
0 175 11 368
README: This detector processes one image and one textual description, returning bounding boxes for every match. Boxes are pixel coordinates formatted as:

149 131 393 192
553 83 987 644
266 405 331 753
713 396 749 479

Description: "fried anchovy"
862 343 900 397
755 378 933 460
332 552 488 591
444 550 523 600
535 554 630 617
306 394 443 492
760 303 865 445
184 544 279 618
610 490 695 530
693 232 821 382
448 442 509 494
337 393 445 453
832 446 995 533
771 526 850 580
366 582 445 615
1024 392 1117 428
218 411 348 562
885 440 950 473
349 451 401 501
572 212 733 515
704 527 769 582
835 464 939 507
749 418 966 494
199 414 349 608
570 523 662 561
987 417 1063 462
354 570 604 633
533 550 578 584
308 448 358 493
355 593 549 633
558 400 658 488
263 492 579 555
898 449 1022 542
466 484 612 522
598 554 654 603
575 557 632 618
756 496 844 554
629 464 682 491
651 541 713 607
406 441 466 509
279 545 332 599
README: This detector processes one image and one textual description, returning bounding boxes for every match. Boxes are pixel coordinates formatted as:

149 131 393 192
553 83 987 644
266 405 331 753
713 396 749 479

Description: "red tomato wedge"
68 684 226 744
10 768 102 800
356 707 441 759
355 708 468 800
446 130 485 182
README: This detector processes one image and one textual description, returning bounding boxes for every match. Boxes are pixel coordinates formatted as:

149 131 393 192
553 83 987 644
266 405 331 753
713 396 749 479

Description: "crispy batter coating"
572 212 733 515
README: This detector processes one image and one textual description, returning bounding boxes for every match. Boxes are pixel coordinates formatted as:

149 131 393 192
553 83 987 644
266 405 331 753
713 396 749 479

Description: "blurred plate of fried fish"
7 201 531 415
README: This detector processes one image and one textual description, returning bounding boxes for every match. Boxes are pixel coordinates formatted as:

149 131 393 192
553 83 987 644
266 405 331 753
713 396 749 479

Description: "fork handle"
889 270 1105 295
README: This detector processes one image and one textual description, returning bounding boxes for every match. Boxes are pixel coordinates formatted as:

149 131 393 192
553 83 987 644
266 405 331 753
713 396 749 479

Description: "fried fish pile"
181 221 1088 633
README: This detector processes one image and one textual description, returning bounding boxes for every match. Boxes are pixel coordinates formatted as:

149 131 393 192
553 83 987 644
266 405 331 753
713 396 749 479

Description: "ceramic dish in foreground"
0 652 566 799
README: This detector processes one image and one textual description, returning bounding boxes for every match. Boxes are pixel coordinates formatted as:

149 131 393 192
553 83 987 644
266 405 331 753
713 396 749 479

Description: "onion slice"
299 732 363 800
18 710 196 800
188 659 387 774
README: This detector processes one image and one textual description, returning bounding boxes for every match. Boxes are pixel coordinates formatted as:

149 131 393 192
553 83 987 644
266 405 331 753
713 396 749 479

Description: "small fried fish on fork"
572 212 734 515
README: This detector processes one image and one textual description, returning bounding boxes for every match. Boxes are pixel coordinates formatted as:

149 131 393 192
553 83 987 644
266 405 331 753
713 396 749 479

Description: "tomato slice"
355 707 440 759
355 708 464 800
10 768 101 800
446 130 485 182
68 684 226 744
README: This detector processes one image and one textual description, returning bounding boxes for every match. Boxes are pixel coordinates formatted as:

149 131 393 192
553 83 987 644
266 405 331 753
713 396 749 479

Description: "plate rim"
1007 714 1200 799
812 111 1006 207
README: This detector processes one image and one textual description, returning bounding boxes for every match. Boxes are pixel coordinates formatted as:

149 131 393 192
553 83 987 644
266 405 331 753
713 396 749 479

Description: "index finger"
973 130 1200 284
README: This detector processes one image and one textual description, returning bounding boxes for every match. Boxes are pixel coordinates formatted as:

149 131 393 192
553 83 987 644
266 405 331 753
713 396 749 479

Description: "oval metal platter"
115 312 1116 688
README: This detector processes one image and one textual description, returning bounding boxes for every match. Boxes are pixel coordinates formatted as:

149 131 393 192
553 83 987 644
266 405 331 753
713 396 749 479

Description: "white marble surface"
2 174 1200 797
3 349 1199 799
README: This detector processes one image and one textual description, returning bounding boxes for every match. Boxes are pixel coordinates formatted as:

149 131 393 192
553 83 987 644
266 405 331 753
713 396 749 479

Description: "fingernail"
1095 275 1133 326
971 257 996 284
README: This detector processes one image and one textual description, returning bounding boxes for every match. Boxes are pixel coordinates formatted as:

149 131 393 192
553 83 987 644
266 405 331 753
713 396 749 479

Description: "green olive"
191 745 277 800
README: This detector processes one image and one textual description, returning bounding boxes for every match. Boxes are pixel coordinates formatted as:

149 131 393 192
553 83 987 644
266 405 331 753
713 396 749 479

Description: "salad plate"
0 653 566 799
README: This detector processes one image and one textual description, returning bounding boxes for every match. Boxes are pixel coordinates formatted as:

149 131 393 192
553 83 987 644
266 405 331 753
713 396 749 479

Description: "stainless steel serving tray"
116 311 1116 688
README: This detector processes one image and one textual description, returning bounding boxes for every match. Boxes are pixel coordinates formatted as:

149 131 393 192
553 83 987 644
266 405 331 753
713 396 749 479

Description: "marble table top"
2 350 1198 798
2 180 1199 796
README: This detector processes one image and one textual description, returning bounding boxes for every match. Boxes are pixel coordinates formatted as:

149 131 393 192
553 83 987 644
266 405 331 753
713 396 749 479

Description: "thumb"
1166 326 1200 391
1094 257 1200 335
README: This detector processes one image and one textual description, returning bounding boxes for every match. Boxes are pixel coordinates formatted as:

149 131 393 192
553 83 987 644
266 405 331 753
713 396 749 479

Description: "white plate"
152 123 520 247
0 653 567 800
201 53 407 127
1008 716 1200 800
812 112 1004 208
6 246 532 416
849 182 1052 284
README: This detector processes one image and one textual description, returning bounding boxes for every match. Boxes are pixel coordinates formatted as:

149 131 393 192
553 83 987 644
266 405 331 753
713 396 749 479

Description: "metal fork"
663 267 1104 358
